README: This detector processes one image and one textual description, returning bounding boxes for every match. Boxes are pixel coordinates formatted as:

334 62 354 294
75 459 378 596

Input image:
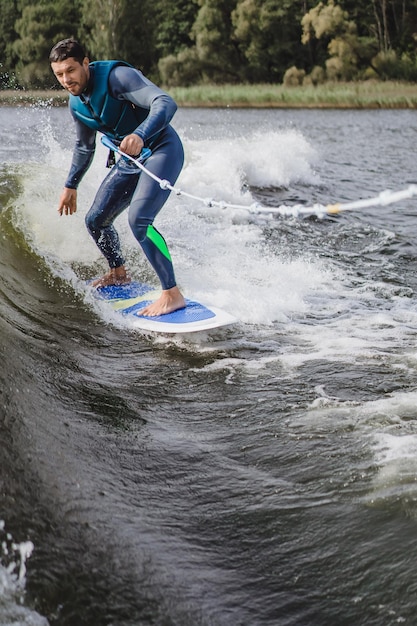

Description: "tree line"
1 0 417 90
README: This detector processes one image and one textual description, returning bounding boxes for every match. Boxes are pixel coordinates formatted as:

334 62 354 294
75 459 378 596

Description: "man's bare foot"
139 286 186 317
91 266 131 288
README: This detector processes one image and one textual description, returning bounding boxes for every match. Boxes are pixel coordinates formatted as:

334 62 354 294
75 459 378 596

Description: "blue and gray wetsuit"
65 61 184 290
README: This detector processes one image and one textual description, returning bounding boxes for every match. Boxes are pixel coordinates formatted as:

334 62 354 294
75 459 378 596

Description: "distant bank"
1 81 417 108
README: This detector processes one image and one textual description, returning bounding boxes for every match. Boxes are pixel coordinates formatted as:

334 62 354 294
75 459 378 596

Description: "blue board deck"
92 281 236 333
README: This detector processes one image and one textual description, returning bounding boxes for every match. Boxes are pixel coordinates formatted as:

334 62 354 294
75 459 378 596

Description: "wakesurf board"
92 281 236 333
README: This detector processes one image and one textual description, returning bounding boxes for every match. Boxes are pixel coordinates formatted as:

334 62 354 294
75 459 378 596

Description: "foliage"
13 0 83 88
371 49 417 81
0 0 20 87
159 49 203 87
283 66 306 86
154 0 199 58
80 0 158 76
2 0 417 88
232 0 306 82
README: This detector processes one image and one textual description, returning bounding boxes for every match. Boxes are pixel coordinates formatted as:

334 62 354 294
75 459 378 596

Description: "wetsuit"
65 61 184 290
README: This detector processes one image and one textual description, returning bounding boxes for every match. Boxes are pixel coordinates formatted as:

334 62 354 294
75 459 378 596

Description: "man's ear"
82 57 90 77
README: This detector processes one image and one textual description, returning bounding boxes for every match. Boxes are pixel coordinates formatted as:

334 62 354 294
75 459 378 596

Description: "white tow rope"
101 136 417 218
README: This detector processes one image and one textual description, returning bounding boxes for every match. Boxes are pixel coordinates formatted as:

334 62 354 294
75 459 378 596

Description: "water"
1 103 417 625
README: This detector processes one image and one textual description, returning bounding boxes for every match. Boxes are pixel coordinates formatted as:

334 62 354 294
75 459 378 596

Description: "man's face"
51 57 90 96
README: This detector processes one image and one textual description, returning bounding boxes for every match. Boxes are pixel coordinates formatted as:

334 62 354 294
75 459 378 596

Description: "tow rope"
101 136 417 219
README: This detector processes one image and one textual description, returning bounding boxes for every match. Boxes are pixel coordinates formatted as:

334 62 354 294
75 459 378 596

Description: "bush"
304 65 326 85
159 49 202 87
325 56 344 80
283 66 306 86
371 50 417 81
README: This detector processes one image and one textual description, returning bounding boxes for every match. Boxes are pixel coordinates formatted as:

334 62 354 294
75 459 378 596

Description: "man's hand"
119 133 144 156
58 187 77 216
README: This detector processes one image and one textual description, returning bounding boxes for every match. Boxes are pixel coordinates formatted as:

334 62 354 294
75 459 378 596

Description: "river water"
1 104 417 626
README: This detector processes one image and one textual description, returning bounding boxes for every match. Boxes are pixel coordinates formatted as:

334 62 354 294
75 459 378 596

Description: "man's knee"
129 215 149 242
85 210 103 234
85 211 94 232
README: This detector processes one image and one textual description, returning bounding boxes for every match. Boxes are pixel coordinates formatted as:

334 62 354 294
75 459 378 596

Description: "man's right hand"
58 187 77 216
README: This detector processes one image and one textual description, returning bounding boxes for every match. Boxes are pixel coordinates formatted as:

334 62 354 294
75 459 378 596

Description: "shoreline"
1 81 417 109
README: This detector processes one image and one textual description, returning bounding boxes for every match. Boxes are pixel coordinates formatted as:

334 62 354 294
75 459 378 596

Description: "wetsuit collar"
81 64 95 99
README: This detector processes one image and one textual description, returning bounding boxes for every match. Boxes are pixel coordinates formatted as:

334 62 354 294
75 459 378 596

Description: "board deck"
92 281 237 333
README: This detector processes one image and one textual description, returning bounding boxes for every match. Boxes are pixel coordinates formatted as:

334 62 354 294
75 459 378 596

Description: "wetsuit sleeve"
64 110 96 189
109 65 177 144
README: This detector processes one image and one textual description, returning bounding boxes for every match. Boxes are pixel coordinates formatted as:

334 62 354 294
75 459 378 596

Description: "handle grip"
101 135 151 162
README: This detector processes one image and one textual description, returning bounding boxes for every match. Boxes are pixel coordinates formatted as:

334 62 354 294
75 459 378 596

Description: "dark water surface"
1 106 417 625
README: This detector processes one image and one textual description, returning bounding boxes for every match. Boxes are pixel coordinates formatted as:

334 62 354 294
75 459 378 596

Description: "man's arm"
110 65 178 145
64 113 96 189
58 113 96 216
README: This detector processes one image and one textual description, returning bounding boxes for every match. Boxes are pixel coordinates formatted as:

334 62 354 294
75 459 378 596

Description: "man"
49 38 185 317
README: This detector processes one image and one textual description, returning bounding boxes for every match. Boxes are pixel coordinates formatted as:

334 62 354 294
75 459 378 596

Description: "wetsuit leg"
128 128 184 290
85 161 139 268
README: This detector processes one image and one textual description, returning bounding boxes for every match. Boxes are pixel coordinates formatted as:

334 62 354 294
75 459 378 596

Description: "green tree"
154 0 199 58
4 0 417 88
159 0 245 85
339 0 417 55
115 0 159 77
81 0 159 78
232 0 306 82
371 0 417 51
154 0 201 84
190 0 245 82
302 0 352 47
81 0 125 59
0 0 20 87
301 0 378 80
13 0 82 88
163 0 263 85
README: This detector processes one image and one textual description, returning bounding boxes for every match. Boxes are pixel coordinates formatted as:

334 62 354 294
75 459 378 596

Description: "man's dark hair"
49 39 87 64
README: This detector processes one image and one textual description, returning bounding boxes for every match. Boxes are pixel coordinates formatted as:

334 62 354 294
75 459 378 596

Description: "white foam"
12 110 417 358
12 116 330 328
369 428 417 509
0 522 49 626
179 128 320 205
14 138 104 267
293 389 417 509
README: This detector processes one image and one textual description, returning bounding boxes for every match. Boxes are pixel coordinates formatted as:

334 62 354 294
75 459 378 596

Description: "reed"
169 82 417 108
0 89 68 106
1 81 417 108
